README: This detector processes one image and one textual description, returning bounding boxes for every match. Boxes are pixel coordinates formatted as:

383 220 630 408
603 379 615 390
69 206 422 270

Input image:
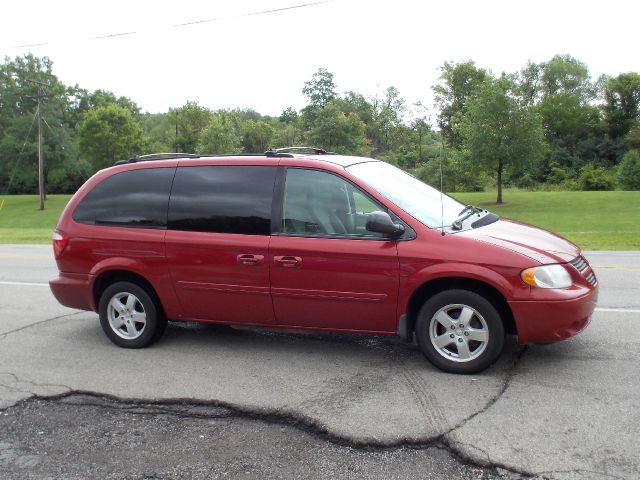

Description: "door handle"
236 254 264 266
273 255 302 268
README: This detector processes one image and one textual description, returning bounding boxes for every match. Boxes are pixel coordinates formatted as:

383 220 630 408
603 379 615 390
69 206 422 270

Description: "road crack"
431 345 531 475
0 311 84 340
1 389 538 479
444 345 528 435
0 371 72 396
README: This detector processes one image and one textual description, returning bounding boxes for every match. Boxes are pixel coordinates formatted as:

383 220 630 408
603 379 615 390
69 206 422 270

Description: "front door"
269 167 400 333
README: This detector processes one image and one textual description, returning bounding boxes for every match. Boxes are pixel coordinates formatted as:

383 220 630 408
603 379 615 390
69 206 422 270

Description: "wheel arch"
93 269 166 318
405 277 517 339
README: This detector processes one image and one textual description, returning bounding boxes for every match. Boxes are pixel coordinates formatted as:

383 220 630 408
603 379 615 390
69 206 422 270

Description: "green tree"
235 108 263 122
515 61 543 106
77 104 146 169
302 67 337 109
458 78 546 203
332 91 374 125
536 92 602 169
415 149 486 193
305 101 369 155
141 112 174 153
0 115 38 193
626 124 640 150
604 73 640 141
369 86 407 155
241 120 275 152
521 55 606 177
618 150 640 190
76 89 141 118
166 101 212 153
272 123 302 148
540 55 595 101
433 61 489 148
0 54 82 195
279 107 298 124
197 116 241 154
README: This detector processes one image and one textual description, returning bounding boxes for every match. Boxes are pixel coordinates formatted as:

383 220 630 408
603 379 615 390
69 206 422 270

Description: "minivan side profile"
50 150 598 374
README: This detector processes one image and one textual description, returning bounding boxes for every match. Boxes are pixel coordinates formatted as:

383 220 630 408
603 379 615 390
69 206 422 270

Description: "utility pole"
36 86 44 210
27 79 49 210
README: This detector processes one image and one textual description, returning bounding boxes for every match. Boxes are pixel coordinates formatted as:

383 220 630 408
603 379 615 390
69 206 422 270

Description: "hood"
459 218 579 264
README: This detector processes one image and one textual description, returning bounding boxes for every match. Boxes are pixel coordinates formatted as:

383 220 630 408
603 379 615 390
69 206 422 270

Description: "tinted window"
168 166 276 235
73 168 175 228
282 168 385 238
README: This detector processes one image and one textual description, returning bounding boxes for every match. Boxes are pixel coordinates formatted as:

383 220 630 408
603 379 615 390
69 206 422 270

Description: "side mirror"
366 211 405 238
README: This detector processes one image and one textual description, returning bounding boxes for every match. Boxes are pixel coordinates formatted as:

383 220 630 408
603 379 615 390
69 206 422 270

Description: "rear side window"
168 165 276 235
73 168 175 228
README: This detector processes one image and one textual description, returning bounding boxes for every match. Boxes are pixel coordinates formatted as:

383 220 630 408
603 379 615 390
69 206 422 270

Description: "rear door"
269 167 400 333
165 164 277 324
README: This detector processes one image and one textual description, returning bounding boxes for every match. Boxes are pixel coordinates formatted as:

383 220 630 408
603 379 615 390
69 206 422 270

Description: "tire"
415 289 505 374
98 281 167 348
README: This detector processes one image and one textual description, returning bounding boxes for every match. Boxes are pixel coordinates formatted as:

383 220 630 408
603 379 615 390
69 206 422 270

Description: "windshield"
347 161 465 228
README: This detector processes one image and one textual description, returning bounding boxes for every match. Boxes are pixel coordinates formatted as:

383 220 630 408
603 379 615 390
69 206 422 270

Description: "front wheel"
99 281 166 348
415 289 505 374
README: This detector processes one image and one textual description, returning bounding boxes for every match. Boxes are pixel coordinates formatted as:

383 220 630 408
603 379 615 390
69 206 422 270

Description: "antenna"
439 140 446 236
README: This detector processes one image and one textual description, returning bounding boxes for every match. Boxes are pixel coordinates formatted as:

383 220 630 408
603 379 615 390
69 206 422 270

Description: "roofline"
114 151 381 168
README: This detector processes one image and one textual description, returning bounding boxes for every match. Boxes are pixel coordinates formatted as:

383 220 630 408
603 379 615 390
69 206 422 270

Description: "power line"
11 1 335 49
171 1 334 28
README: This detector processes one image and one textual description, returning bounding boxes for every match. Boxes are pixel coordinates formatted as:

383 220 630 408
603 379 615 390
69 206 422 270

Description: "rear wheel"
415 289 505 374
99 281 166 348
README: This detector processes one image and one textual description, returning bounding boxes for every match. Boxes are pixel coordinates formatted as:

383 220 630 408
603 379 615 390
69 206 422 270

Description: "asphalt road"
0 245 638 479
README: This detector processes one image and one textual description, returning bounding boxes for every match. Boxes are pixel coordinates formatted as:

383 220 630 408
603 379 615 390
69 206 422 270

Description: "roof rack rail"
198 153 269 157
265 146 336 157
114 153 199 165
264 150 294 158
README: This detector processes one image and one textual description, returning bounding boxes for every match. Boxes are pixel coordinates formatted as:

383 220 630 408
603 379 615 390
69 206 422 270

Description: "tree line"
1 54 639 203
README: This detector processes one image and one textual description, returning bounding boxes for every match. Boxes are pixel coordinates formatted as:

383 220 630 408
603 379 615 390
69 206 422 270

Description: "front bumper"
49 272 95 312
509 286 598 344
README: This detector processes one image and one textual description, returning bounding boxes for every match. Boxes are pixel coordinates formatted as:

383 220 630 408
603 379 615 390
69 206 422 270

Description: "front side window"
281 168 385 238
73 167 175 228
168 165 276 235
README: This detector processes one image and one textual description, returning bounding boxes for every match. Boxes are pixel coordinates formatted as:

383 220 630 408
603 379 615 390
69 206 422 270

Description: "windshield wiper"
451 205 482 230
457 205 479 216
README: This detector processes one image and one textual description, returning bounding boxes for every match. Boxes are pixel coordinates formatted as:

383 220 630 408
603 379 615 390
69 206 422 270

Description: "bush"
511 172 538 189
578 164 616 191
617 150 640 190
561 178 582 191
546 165 574 185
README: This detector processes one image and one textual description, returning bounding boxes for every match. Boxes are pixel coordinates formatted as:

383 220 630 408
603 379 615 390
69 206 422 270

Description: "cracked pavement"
0 245 639 479
1 395 522 480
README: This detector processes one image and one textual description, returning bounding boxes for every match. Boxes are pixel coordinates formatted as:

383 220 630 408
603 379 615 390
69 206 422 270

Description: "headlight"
521 264 572 289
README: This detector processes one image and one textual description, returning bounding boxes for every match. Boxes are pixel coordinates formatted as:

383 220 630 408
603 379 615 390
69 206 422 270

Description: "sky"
1 0 638 118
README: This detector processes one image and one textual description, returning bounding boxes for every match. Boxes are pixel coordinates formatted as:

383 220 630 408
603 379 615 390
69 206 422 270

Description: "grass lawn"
451 190 640 250
0 191 638 249
0 195 72 243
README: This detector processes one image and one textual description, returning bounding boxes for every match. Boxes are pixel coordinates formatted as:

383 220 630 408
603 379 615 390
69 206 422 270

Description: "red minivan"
49 149 598 373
